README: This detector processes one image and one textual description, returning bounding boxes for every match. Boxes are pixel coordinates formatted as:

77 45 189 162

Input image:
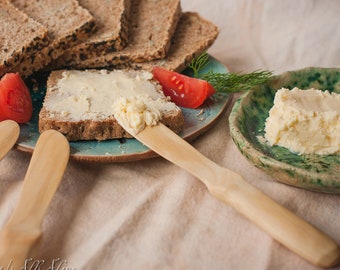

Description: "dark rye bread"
0 0 49 77
52 0 181 69
39 69 184 141
11 0 95 78
132 12 219 73
54 0 131 64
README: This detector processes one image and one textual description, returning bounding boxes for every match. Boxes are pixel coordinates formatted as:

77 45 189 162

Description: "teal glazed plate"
229 67 340 194
17 56 232 162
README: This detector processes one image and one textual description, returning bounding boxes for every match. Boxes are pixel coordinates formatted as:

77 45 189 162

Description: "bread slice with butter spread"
38 69 184 141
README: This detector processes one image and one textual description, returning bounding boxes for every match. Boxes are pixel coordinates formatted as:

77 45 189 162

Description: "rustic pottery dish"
229 67 340 194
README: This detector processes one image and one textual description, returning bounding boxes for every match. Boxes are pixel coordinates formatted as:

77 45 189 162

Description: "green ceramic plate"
229 67 340 194
16 56 232 162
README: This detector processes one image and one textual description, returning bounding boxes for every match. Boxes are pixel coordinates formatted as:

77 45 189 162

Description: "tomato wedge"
0 73 33 123
152 66 216 108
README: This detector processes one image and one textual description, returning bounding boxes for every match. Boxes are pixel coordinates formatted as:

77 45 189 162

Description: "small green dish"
229 67 340 194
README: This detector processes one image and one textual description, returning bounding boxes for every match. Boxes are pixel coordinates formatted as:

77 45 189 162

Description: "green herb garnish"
189 52 273 93
188 52 210 78
201 70 273 93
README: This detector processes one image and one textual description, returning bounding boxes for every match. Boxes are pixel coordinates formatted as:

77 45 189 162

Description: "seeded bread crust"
52 0 181 70
38 70 184 141
54 0 131 64
132 12 219 73
11 0 95 78
0 0 49 77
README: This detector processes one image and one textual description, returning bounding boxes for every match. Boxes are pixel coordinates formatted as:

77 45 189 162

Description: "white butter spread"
113 95 163 135
264 87 340 155
44 70 177 121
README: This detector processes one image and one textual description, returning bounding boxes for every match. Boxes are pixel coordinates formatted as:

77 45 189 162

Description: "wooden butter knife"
123 122 340 268
0 130 69 269
0 120 20 161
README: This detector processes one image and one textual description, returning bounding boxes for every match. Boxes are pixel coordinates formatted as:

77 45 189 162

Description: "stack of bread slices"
1 0 219 77
1 0 219 141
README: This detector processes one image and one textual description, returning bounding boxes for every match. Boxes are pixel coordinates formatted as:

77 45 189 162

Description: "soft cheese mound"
264 87 340 155
113 95 166 135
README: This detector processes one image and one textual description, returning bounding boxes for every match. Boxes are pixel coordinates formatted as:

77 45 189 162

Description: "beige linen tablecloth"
1 0 340 269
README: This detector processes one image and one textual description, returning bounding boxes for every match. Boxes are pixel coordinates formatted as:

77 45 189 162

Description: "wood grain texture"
0 130 69 269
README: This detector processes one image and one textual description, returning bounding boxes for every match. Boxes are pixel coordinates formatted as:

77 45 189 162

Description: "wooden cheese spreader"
0 120 20 161
0 129 69 269
125 122 340 268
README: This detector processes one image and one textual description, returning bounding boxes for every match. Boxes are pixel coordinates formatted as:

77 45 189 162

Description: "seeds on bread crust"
10 0 96 78
51 0 182 70
52 0 132 64
132 12 219 73
0 0 49 77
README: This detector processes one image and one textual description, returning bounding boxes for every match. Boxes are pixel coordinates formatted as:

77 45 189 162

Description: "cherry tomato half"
0 73 33 123
152 66 216 108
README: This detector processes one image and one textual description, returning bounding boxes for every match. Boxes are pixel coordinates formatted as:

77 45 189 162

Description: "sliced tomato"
0 73 33 123
152 66 216 108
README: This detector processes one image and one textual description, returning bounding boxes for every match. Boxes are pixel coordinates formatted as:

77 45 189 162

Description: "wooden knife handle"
207 169 340 268
0 120 20 161
0 130 69 269
137 124 340 268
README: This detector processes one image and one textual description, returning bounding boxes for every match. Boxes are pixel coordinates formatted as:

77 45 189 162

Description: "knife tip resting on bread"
38 69 185 140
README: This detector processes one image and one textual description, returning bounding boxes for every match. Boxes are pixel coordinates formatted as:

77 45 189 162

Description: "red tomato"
0 73 33 123
152 66 216 108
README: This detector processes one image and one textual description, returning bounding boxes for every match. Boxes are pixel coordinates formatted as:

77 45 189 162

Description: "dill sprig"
188 52 210 78
201 70 273 93
189 52 273 93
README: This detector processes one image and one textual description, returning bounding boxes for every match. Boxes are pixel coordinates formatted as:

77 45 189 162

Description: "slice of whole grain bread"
0 0 49 77
11 0 95 78
131 12 219 73
39 69 184 141
55 0 131 64
51 0 181 70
